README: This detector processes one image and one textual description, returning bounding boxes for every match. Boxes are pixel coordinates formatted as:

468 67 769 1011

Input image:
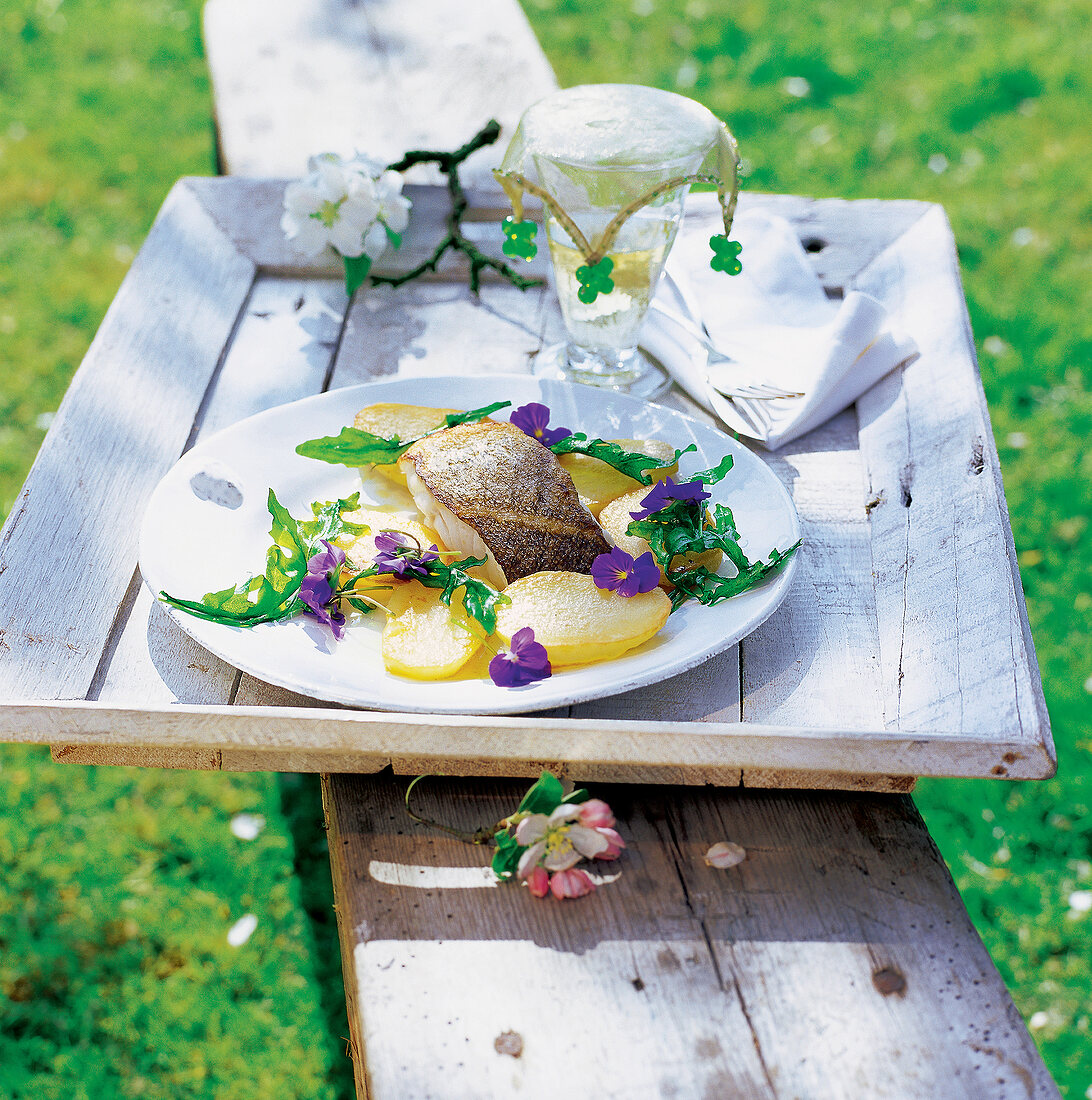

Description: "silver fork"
648 298 805 401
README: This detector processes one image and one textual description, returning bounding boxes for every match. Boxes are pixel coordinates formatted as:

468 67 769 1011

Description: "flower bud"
578 798 616 829
525 865 550 899
596 827 626 860
549 868 596 900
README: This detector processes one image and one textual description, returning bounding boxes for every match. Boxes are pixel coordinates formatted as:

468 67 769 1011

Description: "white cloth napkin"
640 210 919 448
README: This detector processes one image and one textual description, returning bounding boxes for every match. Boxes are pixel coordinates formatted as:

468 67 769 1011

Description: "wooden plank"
740 407 884 732
7 701 1054 783
854 207 1052 765
324 772 1058 1098
50 275 347 769
203 0 558 191
0 180 254 702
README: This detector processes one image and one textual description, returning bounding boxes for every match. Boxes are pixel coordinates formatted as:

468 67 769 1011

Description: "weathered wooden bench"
0 1 1058 1095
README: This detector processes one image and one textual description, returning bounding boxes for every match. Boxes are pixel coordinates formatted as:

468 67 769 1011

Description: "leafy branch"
373 120 545 294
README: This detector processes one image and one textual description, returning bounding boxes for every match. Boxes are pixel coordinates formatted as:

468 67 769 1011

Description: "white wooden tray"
0 179 1054 790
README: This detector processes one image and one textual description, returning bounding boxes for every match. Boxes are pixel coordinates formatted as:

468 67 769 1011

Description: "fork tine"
732 384 805 400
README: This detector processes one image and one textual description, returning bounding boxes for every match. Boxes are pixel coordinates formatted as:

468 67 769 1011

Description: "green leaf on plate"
549 433 696 485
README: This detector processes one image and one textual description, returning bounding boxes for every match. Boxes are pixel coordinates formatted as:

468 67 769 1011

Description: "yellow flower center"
315 198 343 228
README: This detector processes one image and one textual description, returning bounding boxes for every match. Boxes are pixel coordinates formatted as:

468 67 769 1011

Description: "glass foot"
532 342 672 400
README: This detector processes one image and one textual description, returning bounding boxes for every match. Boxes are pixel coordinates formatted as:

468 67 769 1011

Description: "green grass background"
0 0 1089 1095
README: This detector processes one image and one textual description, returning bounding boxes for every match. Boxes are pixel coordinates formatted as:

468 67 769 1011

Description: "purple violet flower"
509 402 572 447
300 539 347 639
372 530 440 577
489 626 552 687
629 476 711 520
307 539 345 576
590 547 661 597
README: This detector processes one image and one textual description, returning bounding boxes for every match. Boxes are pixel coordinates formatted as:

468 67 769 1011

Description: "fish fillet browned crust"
399 419 611 587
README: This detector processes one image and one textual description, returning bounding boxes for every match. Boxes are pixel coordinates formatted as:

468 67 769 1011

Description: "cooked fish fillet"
399 419 611 588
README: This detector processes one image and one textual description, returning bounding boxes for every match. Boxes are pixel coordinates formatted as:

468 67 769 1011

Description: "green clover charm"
709 235 743 275
575 256 615 304
501 217 539 260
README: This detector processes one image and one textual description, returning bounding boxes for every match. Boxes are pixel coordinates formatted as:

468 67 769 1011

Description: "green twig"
404 775 500 845
372 120 545 295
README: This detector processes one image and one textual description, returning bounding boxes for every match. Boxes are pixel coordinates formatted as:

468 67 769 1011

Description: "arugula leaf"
444 401 512 427
627 489 801 610
691 453 735 485
549 434 696 485
667 542 802 609
296 401 512 468
410 555 510 635
295 426 412 467
299 492 366 544
161 490 362 627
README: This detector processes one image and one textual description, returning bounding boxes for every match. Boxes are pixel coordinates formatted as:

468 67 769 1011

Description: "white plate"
139 374 800 714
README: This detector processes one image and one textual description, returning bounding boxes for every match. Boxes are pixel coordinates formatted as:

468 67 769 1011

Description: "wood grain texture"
0 180 254 702
324 771 1058 1099
854 207 1052 763
203 0 557 190
9 701 1053 784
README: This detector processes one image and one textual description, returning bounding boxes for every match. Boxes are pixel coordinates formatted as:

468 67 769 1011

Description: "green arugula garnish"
295 401 512 467
403 554 510 635
627 453 800 609
666 546 801 611
160 491 364 627
548 433 696 485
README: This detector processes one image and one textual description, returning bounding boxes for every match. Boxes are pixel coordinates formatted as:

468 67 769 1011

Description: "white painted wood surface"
0 179 1053 787
203 0 558 191
326 772 1060 1099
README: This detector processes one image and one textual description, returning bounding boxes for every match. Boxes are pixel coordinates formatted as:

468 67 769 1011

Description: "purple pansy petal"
299 572 333 613
591 547 660 598
306 538 345 576
510 402 572 447
631 551 662 594
489 625 552 687
629 476 711 520
509 626 551 671
590 548 624 592
373 530 414 555
372 531 440 576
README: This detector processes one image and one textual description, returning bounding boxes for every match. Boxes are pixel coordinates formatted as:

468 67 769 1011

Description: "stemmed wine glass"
495 84 743 398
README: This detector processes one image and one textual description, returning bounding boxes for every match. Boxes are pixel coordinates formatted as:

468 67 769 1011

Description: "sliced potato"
353 402 461 487
382 583 483 680
341 509 441 565
495 571 670 668
599 488 723 587
559 438 679 518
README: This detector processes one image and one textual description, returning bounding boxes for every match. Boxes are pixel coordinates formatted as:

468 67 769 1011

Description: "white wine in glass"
496 84 741 397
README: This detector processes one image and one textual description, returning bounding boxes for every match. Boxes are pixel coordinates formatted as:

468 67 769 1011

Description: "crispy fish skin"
399 419 611 586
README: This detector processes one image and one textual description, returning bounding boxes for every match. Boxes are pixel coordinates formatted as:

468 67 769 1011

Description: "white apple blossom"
515 803 610 874
281 153 410 261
